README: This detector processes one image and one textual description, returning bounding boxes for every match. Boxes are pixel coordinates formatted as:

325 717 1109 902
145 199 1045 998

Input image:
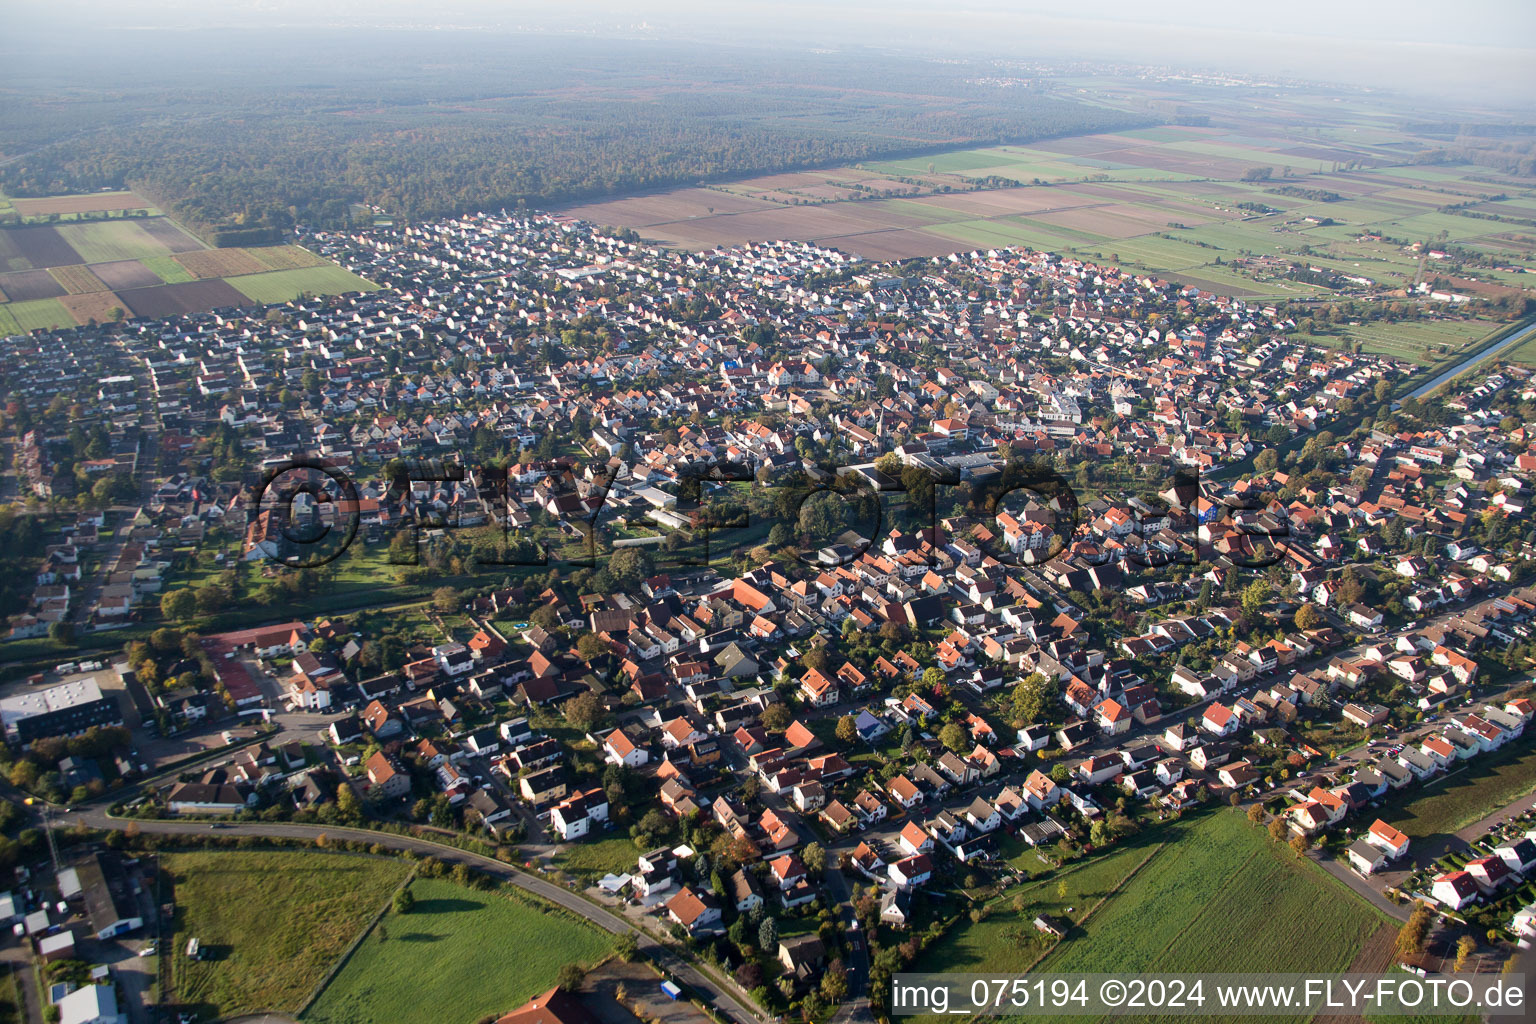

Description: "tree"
1009 672 1057 725
48 621 75 646
835 715 858 745
160 588 197 621
194 585 228 615
1241 580 1272 622
820 960 849 1002
761 704 792 733
802 842 827 875
1254 449 1279 474
938 722 967 753
1454 935 1476 972
1294 603 1324 631
608 548 652 592
735 960 764 989
556 963 586 992
920 667 944 691
393 889 415 914
758 916 779 951
1247 803 1264 824
432 586 460 614
576 632 608 662
1396 902 1433 957
563 691 604 732
336 784 362 821
1267 818 1288 843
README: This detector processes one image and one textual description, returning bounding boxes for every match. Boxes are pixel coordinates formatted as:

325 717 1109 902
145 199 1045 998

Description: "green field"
54 219 179 263
549 834 640 882
917 811 1386 1024
0 298 73 334
141 254 197 283
303 878 615 1024
227 265 382 303
1292 317 1505 366
1380 741 1536 839
166 849 411 1019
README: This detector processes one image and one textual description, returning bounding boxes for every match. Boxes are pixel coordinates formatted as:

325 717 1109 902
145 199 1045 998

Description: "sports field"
302 877 615 1024
0 191 378 330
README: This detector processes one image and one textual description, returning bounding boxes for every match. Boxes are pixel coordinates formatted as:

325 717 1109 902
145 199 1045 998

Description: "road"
823 867 875 1024
57 810 766 1024
0 939 44 1024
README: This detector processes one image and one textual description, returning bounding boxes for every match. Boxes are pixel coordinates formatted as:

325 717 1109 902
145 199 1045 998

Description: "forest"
0 31 1148 243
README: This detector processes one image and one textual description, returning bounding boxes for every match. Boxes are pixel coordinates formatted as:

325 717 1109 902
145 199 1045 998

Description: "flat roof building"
0 677 122 745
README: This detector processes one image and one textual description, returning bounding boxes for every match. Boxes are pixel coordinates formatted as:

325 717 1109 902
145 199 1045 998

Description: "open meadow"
913 809 1389 1024
165 849 412 1020
302 877 615 1024
1379 742 1536 839
0 191 378 330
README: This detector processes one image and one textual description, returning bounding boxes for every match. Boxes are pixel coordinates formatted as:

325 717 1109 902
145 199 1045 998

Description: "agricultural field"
0 298 73 334
228 265 384 304
165 849 412 1020
560 115 1536 307
10 190 156 218
0 190 378 330
915 810 1387 1024
1290 316 1506 367
302 877 615 1024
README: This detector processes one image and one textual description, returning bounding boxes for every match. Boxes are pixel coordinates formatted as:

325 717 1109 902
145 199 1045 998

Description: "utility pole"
41 804 61 874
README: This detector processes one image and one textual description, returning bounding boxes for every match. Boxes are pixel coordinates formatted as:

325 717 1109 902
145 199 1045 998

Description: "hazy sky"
9 0 1535 101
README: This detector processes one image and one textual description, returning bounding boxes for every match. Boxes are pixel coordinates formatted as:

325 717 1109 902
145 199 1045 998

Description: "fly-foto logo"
247 453 1291 576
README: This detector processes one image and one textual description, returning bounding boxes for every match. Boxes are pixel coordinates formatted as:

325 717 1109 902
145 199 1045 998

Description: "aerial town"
3 207 1536 1024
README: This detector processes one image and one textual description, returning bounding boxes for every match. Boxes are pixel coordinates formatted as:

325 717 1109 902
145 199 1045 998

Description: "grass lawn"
166 849 411 1019
1379 740 1536 839
227 265 380 303
550 834 639 882
303 878 614 1024
915 810 1385 1024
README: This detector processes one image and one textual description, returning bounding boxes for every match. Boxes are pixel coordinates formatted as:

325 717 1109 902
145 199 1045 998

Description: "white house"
550 788 609 840
1431 870 1480 910
888 853 933 889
